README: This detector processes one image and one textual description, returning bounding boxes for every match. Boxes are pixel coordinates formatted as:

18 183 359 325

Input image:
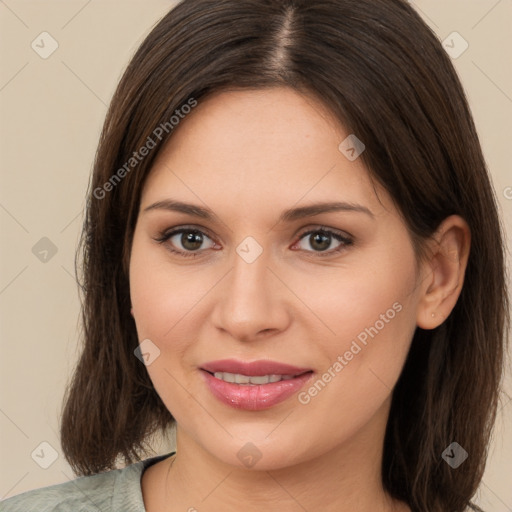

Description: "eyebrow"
143 199 375 222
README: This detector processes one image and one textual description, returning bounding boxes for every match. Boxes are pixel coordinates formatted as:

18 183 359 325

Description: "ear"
416 215 471 329
130 307 134 317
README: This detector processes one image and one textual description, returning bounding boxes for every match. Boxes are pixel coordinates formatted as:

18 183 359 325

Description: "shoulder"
0 469 119 512
0 452 174 512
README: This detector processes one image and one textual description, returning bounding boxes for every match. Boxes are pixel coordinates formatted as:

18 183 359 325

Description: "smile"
199 359 314 410
212 372 298 385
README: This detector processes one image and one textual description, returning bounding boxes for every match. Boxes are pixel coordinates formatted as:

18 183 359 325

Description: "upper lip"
201 359 312 377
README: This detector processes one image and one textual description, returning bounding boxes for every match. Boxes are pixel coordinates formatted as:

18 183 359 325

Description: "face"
129 87 425 470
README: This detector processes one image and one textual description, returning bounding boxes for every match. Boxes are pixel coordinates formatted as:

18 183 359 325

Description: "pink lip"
201 359 311 376
200 359 314 411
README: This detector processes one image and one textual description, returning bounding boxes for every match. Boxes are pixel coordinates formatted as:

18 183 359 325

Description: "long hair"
60 1 510 510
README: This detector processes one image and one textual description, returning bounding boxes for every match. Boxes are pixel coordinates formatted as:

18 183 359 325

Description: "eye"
154 227 216 258
293 227 354 257
154 225 354 259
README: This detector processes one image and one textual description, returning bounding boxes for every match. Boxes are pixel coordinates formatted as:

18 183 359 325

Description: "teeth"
212 372 296 385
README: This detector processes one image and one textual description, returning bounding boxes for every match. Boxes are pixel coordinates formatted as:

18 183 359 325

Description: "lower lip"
201 370 314 411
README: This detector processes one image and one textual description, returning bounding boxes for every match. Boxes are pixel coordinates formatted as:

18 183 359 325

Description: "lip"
200 359 314 411
200 359 312 376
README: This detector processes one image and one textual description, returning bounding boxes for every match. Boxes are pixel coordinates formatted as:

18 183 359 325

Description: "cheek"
325 259 416 345
129 236 198 411
295 284 417 442
314 247 419 389
295 282 416 459
129 233 187 343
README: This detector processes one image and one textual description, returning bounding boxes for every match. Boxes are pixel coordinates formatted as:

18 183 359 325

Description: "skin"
129 87 470 512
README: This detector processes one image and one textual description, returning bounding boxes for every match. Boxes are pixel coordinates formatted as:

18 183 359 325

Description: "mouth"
203 371 308 385
199 359 314 411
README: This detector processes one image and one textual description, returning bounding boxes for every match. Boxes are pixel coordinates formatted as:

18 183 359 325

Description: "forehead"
140 87 393 220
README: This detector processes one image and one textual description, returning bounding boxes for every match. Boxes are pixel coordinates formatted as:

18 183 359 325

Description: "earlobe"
416 215 471 329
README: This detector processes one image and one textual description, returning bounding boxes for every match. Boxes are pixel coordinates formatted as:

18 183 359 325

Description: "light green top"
0 452 174 512
0 452 487 512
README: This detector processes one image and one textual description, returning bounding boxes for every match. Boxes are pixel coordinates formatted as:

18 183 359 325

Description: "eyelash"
153 225 354 259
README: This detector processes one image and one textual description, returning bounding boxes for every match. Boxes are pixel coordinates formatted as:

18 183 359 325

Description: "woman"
2 0 508 511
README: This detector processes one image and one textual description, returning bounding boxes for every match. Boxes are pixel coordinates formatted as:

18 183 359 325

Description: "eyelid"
296 225 354 242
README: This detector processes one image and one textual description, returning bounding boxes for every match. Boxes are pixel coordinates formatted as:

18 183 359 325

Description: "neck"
142 397 410 512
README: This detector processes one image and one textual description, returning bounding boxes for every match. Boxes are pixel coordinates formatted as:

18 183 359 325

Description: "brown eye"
154 228 215 258
294 228 354 256
178 231 204 251
308 232 332 251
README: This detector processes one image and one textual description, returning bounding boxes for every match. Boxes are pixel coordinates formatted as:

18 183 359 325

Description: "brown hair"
60 1 509 510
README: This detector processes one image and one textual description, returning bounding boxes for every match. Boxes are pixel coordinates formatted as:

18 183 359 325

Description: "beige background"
0 0 511 509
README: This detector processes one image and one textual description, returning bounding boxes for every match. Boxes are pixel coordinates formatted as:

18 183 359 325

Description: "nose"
211 242 291 343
